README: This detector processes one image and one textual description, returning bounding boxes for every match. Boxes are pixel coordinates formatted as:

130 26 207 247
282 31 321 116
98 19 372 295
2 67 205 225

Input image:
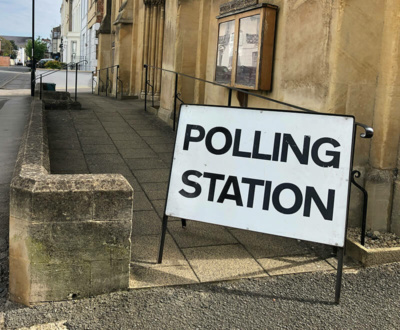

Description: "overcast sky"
0 0 61 39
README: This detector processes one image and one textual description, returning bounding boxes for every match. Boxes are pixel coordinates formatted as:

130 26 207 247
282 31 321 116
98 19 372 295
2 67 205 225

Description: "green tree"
25 38 47 62
0 37 17 58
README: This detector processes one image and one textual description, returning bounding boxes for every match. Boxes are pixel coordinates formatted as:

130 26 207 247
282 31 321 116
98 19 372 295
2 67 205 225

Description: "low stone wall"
9 99 133 306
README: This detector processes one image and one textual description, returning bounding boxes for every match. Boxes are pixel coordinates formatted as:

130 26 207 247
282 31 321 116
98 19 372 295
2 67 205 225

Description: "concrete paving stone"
129 263 198 289
159 152 174 165
299 241 337 259
102 121 133 128
105 127 136 134
72 119 101 125
119 148 158 159
150 143 175 153
79 136 113 145
145 190 167 201
182 244 266 282
70 111 96 117
325 256 361 270
148 198 165 217
85 154 126 166
126 120 158 127
168 220 239 248
133 191 154 211
120 114 147 121
142 136 175 144
136 130 169 137
140 182 168 193
81 144 119 154
50 159 88 173
87 164 133 177
123 176 143 192
95 115 124 122
74 124 104 131
125 158 167 170
258 255 334 276
76 130 109 137
117 109 139 115
128 123 158 130
132 210 161 236
135 169 170 183
49 149 86 161
110 134 144 142
48 139 81 150
229 229 310 258
48 131 78 140
131 234 187 266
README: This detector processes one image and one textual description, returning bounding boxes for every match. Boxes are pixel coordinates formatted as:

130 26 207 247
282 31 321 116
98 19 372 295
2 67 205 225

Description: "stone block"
365 168 395 231
94 190 133 220
32 190 93 222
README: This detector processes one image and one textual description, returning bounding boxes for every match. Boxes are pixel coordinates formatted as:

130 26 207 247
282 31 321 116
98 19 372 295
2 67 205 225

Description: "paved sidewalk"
47 93 358 289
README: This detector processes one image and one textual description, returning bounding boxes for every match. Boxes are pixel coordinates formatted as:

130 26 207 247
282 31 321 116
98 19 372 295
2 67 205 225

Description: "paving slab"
258 255 334 276
182 244 266 282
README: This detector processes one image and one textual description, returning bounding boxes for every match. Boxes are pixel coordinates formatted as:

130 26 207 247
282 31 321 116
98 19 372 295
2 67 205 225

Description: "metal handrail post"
66 64 68 92
173 73 178 132
144 65 148 112
228 89 232 107
106 68 109 97
40 74 42 100
75 63 78 102
116 65 119 99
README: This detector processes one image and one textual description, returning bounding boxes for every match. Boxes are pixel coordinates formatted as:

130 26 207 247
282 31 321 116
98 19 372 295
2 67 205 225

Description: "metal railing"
36 60 88 101
143 64 374 246
93 65 123 99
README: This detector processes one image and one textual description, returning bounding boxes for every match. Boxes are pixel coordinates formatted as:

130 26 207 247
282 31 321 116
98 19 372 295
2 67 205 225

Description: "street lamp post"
31 0 35 97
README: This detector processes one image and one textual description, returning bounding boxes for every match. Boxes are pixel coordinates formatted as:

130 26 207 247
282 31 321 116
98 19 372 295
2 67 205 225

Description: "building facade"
51 26 62 60
60 0 81 64
93 0 400 236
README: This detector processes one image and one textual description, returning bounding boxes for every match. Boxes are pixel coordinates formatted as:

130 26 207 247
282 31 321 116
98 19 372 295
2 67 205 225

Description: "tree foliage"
25 38 47 62
0 37 18 59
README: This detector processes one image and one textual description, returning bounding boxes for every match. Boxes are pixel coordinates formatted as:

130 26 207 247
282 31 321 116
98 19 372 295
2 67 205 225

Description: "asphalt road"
0 67 31 90
0 263 398 329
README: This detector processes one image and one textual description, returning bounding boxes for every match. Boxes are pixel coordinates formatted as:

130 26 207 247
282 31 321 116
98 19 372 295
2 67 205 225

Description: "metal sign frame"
158 104 357 304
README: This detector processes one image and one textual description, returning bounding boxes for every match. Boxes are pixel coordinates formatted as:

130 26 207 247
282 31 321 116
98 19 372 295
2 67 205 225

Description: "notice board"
165 105 355 247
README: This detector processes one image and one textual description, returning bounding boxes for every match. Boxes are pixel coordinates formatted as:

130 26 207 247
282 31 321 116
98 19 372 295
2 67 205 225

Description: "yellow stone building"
96 0 400 235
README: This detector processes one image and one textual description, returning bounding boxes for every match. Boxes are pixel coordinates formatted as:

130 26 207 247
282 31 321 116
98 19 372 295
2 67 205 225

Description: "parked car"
36 59 53 68
25 60 32 67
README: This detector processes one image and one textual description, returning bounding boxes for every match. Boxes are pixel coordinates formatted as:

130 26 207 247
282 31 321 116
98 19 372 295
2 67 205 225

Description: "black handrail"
143 64 373 246
94 65 122 99
37 60 88 101
143 64 374 139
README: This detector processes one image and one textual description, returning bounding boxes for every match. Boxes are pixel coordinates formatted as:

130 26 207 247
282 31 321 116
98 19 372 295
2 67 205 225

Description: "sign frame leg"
335 247 344 304
158 215 168 263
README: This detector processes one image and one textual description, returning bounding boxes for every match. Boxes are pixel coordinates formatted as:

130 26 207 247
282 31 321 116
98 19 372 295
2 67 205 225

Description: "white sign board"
166 105 355 247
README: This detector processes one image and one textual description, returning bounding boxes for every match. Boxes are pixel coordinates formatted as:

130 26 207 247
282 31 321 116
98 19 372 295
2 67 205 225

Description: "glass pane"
236 14 260 87
216 20 235 84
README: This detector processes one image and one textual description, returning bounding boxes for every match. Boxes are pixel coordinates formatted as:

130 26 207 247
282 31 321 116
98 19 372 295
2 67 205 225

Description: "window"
215 5 277 91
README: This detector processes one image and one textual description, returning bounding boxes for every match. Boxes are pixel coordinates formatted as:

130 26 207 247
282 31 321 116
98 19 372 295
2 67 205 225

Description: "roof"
0 36 32 48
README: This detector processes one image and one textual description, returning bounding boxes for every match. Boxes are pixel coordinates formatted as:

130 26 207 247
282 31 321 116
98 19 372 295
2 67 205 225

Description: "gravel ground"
348 227 400 248
1 263 399 329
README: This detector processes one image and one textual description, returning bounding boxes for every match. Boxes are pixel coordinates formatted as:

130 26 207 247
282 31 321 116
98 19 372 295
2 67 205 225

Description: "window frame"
215 6 277 91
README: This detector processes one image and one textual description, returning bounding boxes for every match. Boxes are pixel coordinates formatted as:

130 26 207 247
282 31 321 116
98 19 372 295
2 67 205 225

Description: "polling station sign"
165 105 355 247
